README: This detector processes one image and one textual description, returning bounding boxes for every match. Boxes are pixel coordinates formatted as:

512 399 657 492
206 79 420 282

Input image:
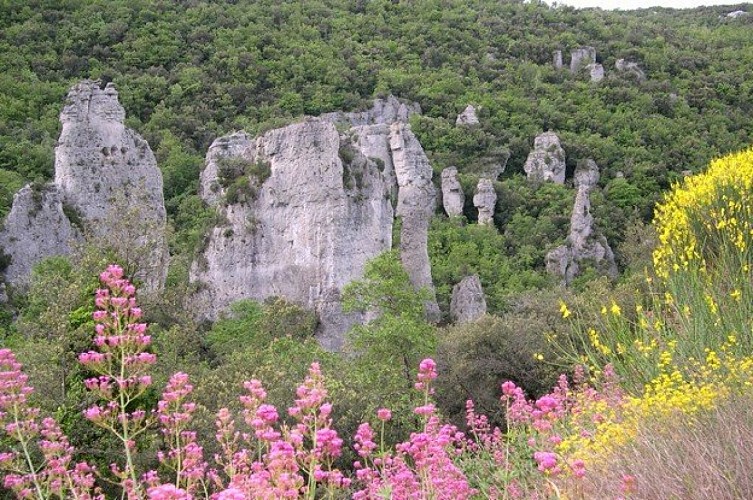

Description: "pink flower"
377 408 392 422
215 488 245 500
413 404 435 416
146 483 191 499
534 451 558 472
501 380 518 396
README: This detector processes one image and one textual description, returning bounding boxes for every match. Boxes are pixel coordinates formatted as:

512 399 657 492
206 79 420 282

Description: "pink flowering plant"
0 264 640 499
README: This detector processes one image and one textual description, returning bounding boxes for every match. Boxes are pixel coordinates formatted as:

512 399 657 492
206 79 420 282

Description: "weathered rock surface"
546 159 617 284
320 95 419 127
726 10 748 18
192 116 441 348
615 59 646 80
1 80 168 290
390 122 441 322
588 63 605 82
456 105 480 126
192 119 395 350
199 131 254 208
553 50 563 70
0 185 80 288
570 46 596 73
450 275 486 324
523 132 566 184
441 167 464 217
473 178 496 225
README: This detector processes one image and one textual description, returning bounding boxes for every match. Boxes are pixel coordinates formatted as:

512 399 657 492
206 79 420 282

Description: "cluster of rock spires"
0 81 168 291
0 80 619 348
191 96 439 350
545 159 618 285
518 130 617 284
555 47 644 83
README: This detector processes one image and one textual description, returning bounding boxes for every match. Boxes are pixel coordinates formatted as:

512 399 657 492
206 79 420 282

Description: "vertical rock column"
546 159 617 284
54 80 168 290
390 123 440 322
473 178 496 225
441 167 464 217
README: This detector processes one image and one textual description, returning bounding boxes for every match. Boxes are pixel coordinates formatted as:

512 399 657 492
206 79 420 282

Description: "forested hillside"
1 1 753 497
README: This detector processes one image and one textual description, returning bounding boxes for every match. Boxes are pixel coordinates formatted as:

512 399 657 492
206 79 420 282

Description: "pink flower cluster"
352 358 475 499
0 349 102 499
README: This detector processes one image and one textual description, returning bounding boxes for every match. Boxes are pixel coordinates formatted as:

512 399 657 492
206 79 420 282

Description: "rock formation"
523 132 566 184
588 63 605 82
192 107 440 349
450 275 487 323
1 80 168 290
320 94 419 127
473 178 496 225
546 159 617 284
389 122 441 322
456 105 479 126
0 185 80 288
553 50 563 70
726 10 748 18
570 46 596 73
441 167 464 217
615 59 645 80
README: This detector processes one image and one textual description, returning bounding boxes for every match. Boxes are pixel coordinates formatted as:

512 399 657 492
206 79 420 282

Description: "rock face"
553 50 563 70
389 122 441 322
450 275 486 324
588 63 605 82
615 59 645 80
192 113 440 348
726 10 748 18
473 178 496 225
456 105 479 126
546 159 617 284
0 185 80 288
523 132 566 184
441 167 464 217
1 80 168 290
320 94 419 127
570 46 596 73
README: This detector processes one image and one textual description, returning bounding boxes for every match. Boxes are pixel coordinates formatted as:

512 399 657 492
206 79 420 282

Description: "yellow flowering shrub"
653 147 753 280
558 346 753 462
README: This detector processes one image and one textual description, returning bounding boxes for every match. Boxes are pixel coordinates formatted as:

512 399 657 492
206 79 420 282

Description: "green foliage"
342 251 437 433
429 217 551 316
0 169 25 219
436 313 560 427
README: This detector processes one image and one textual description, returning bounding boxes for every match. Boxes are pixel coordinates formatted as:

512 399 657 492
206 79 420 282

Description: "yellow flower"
559 301 571 319
610 301 621 316
731 289 742 301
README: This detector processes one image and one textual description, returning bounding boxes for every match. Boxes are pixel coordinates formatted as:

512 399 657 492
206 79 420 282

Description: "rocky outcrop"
450 275 486 324
546 160 617 285
473 178 496 225
390 123 441 322
615 59 645 81
523 132 566 184
191 119 394 350
0 185 80 288
441 167 464 217
456 105 479 126
570 46 596 73
553 50 563 70
588 63 605 82
199 131 254 208
726 10 748 18
1 80 168 290
320 95 419 127
192 115 441 348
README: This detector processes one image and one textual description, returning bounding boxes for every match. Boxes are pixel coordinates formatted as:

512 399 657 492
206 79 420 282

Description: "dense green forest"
1 1 753 496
